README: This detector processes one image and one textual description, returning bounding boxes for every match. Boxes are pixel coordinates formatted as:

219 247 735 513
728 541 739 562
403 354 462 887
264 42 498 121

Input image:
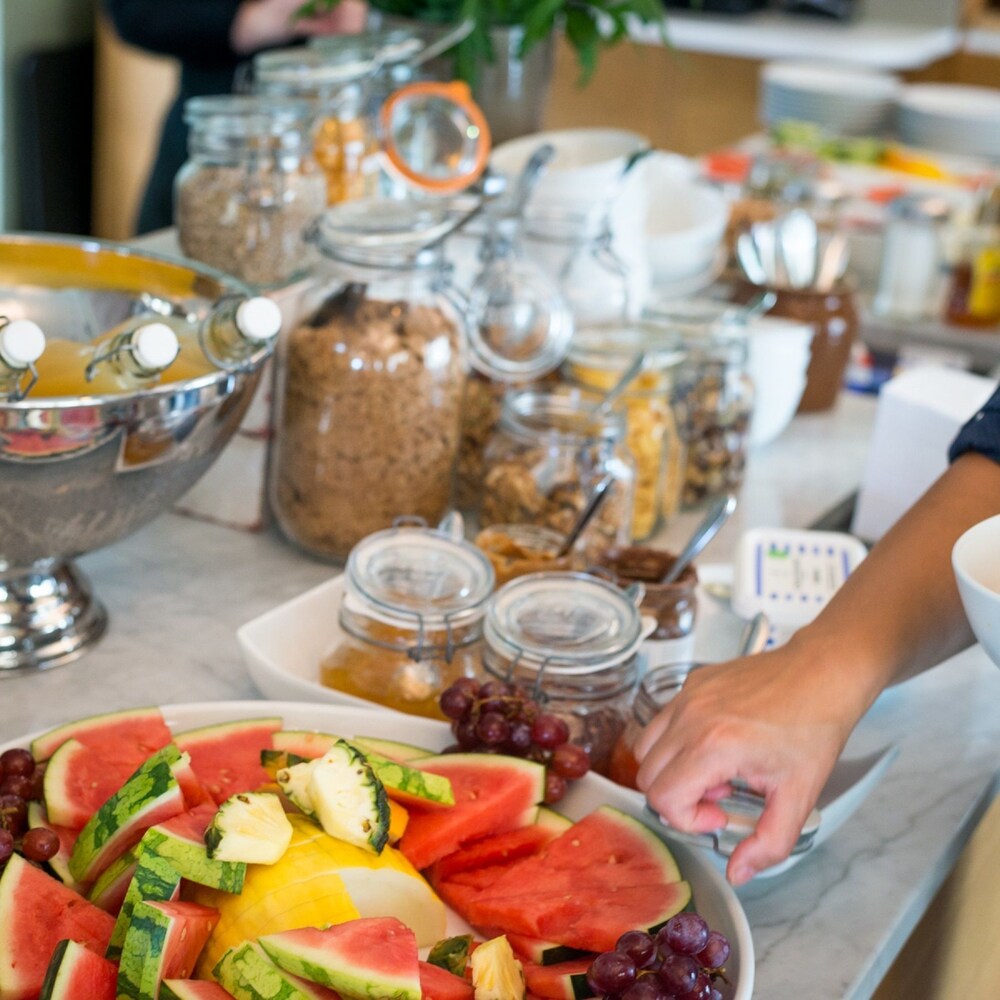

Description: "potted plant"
300 0 667 141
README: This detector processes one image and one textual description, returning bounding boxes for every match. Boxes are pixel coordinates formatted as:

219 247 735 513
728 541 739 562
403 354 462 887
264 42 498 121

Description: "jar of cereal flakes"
479 385 635 561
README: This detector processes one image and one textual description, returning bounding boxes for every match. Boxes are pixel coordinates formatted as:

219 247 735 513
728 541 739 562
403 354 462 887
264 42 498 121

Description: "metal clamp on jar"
320 519 495 718
482 572 650 776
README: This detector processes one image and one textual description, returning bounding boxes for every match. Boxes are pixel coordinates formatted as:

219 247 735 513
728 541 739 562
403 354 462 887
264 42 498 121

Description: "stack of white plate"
897 84 1000 161
760 61 901 136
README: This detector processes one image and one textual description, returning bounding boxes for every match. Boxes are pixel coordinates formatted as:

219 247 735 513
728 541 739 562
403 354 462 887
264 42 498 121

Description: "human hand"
634 638 867 885
231 0 367 55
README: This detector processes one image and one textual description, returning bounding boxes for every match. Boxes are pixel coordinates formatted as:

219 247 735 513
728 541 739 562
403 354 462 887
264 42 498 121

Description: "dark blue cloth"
949 385 1000 464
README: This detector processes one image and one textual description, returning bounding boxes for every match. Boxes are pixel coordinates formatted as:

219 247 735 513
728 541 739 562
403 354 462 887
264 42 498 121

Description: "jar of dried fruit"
564 323 687 540
479 385 636 562
481 572 648 776
175 95 327 288
270 198 469 561
320 520 495 719
253 48 377 206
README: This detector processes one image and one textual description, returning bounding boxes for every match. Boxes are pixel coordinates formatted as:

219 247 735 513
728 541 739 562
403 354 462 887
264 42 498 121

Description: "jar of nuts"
270 198 469 561
479 385 636 561
175 95 327 288
253 48 377 206
482 572 647 776
564 323 687 540
647 300 755 509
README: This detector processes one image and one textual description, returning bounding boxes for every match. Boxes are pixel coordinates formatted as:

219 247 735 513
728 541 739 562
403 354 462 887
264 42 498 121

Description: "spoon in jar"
660 493 738 585
556 474 616 558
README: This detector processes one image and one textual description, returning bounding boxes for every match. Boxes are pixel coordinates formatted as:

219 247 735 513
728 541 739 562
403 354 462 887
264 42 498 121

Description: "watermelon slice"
68 744 188 884
31 706 171 762
350 736 430 762
174 718 282 805
522 958 595 1000
419 960 474 1000
214 941 341 1000
117 900 219 999
38 938 118 1000
162 981 236 1000
398 755 545 871
505 935 588 968
88 847 140 914
0 854 116 1000
440 807 692 954
107 852 183 960
259 917 421 1000
26 801 81 892
431 822 563 882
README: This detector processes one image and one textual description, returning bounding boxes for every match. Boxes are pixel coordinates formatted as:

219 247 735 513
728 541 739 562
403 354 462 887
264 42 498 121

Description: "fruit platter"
0 700 753 1000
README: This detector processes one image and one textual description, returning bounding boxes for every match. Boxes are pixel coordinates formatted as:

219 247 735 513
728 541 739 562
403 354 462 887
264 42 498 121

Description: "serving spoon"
660 493 738 585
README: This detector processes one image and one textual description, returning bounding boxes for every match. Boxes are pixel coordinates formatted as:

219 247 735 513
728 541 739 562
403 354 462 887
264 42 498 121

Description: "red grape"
658 952 698 994
0 829 13 866
622 976 673 1000
543 771 568 805
0 775 32 800
26 767 45 802
531 714 570 749
696 931 730 971
677 970 713 999
0 748 35 779
455 719 479 749
587 951 637 995
659 913 709 957
503 722 533 754
475 712 509 746
439 685 474 720
616 930 657 969
0 794 26 837
21 827 60 862
551 743 590 780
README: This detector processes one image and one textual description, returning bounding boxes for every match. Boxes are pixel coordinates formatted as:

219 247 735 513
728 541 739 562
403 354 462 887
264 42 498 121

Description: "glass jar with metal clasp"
319 518 495 719
481 572 650 776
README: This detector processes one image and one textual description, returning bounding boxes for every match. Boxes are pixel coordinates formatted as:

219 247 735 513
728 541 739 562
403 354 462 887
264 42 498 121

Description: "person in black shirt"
635 386 1000 885
105 0 365 233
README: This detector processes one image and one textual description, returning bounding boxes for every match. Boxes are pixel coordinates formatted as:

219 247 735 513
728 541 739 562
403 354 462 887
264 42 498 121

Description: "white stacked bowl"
760 62 901 136
897 84 1000 160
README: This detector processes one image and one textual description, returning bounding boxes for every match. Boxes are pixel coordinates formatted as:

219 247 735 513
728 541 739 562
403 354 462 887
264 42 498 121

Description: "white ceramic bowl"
643 152 729 289
953 513 1000 669
746 317 812 447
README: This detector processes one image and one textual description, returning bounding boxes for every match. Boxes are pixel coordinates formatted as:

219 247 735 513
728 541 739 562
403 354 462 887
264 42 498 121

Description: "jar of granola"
479 385 636 561
320 520 495 718
253 48 377 205
564 323 686 540
482 572 648 776
175 95 326 288
270 198 469 561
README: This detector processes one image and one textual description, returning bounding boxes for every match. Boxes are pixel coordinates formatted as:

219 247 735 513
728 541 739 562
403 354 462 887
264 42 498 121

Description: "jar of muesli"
269 198 469 562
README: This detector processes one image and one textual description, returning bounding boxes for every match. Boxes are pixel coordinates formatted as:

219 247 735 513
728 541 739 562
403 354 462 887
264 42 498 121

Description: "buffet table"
3 391 999 999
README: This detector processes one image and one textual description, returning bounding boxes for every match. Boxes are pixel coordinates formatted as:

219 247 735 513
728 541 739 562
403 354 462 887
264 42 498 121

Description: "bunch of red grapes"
587 913 732 1000
438 678 591 804
0 747 60 870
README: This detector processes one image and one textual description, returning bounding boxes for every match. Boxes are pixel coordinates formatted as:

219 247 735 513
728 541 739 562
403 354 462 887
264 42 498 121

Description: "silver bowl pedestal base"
0 561 109 674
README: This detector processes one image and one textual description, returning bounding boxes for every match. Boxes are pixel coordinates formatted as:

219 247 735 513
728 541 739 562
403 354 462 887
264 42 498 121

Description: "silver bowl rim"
0 232 261 412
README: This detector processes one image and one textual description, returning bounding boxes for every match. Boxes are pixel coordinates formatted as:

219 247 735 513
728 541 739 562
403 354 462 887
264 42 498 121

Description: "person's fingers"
642 750 741 834
725 784 817 885
633 701 676 762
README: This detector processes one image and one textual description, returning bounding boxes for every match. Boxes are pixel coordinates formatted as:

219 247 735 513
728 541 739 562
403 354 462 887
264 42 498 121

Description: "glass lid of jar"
310 21 474 69
485 572 643 674
568 322 686 373
381 81 490 195
347 522 495 628
253 48 377 93
183 95 315 137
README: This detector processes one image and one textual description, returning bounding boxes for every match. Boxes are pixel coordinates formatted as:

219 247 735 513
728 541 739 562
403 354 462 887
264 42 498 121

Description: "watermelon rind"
506 934 589 968
535 807 573 837
88 847 140 913
38 938 118 1000
31 705 169 762
162 980 237 1000
427 934 473 977
259 917 421 1000
522 958 594 1000
350 736 431 762
271 731 338 758
117 900 219 1000
214 941 337 1000
107 851 183 960
144 813 248 891
68 744 187 884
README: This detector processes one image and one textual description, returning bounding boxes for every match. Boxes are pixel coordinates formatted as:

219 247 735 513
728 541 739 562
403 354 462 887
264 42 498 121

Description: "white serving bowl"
746 317 812 447
643 152 729 289
953 513 1000 669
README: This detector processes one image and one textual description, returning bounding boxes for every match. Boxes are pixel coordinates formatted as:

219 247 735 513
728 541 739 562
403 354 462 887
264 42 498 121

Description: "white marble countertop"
2 390 999 999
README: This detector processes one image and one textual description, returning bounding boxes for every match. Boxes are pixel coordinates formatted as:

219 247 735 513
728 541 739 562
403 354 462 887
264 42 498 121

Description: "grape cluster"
0 747 60 870
438 679 590 804
587 913 732 1000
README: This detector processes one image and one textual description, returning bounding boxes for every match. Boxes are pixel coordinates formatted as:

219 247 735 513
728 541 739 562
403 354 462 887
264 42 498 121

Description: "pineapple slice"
204 791 293 864
471 936 526 1000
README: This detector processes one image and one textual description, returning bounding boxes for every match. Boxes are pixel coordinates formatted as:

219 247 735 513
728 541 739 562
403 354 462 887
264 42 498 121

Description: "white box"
852 366 996 542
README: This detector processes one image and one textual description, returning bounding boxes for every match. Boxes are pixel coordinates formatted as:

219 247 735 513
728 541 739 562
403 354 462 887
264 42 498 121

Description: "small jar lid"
183 94 315 136
253 48 375 94
568 323 686 374
132 323 180 371
235 298 282 344
484 572 643 674
346 523 495 631
0 319 45 369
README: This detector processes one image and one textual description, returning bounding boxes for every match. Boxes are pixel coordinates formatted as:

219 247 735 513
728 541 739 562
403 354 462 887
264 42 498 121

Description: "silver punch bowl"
0 235 270 674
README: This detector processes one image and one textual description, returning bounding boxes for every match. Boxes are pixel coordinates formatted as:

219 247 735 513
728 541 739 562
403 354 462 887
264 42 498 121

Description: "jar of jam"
319 520 495 719
608 662 693 790
482 572 646 776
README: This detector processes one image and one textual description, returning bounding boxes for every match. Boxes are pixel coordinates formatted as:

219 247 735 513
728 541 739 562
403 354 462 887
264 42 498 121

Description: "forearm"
792 451 1000 712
